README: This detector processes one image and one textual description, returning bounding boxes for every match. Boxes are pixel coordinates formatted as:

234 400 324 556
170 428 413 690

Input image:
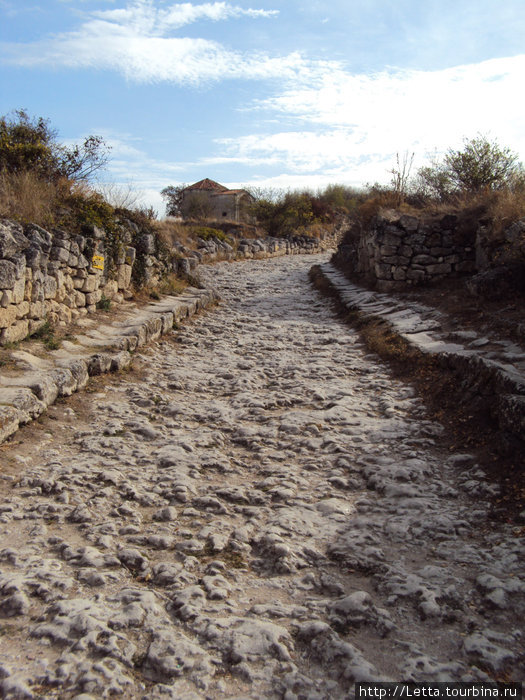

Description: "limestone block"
62 293 76 309
0 305 17 328
86 289 102 305
110 351 132 371
125 246 136 265
44 276 57 299
29 301 45 319
1 319 29 344
413 254 436 265
56 284 67 303
0 405 19 443
1 290 12 308
24 280 32 302
28 374 59 405
82 274 99 293
383 256 410 265
0 260 17 289
117 264 132 290
430 247 454 256
398 215 419 231
12 277 26 304
407 269 426 281
73 276 85 289
30 281 44 303
74 290 86 307
102 280 118 299
65 359 89 390
379 245 398 256
426 263 451 275
0 220 28 257
67 253 79 267
63 275 74 292
57 305 72 324
50 245 70 263
28 318 46 335
15 301 30 319
24 245 42 270
77 254 89 269
88 353 113 375
381 232 402 247
49 368 77 396
374 263 393 280
392 267 407 281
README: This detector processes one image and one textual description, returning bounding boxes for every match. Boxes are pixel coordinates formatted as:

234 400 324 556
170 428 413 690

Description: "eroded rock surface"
0 254 523 698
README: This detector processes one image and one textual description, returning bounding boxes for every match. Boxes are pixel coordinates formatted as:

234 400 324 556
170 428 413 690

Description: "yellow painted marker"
92 255 104 271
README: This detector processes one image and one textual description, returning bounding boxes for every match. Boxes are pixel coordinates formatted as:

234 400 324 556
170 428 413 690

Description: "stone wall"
0 218 336 346
334 210 476 291
0 220 141 345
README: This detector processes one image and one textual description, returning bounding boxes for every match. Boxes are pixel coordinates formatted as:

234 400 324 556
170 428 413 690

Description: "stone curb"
314 262 525 450
0 287 217 445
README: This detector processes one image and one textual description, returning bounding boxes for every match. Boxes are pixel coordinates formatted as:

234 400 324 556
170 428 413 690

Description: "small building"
180 178 254 223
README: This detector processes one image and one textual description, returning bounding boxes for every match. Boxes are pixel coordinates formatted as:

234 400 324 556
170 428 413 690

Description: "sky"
1 0 524 215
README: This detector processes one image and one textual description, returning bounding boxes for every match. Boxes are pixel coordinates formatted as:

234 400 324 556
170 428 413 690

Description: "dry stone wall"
0 219 140 345
334 210 476 291
0 218 336 346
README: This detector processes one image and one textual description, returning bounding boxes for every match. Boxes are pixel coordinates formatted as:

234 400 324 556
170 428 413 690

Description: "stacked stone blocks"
336 210 477 291
0 220 136 345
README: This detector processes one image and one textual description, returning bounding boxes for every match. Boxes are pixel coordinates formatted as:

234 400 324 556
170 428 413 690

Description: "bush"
0 109 110 183
416 135 525 200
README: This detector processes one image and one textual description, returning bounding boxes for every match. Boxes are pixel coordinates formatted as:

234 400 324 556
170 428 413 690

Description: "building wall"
180 190 253 222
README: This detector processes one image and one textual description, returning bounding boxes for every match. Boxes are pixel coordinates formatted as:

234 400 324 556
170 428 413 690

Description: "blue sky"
1 0 524 214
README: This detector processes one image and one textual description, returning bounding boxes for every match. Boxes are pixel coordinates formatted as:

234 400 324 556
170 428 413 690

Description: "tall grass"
0 170 59 226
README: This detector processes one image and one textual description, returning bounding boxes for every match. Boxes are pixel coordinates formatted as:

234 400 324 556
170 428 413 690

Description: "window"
222 211 227 217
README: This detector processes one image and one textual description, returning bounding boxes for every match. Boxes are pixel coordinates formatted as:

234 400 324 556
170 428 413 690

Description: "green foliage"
161 183 187 217
191 226 229 242
248 186 363 237
416 135 525 199
96 295 111 311
250 191 314 237
0 110 57 179
30 319 60 350
0 109 110 183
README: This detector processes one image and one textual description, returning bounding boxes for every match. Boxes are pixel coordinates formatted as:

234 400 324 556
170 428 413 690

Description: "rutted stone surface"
0 254 523 698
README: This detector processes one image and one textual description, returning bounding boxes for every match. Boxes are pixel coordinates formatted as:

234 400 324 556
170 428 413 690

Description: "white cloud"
0 0 286 84
216 54 525 185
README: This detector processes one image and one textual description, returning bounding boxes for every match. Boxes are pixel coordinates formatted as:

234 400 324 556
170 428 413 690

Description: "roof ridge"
186 178 228 192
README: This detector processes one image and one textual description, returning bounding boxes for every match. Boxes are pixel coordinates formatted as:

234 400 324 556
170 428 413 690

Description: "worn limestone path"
0 254 523 699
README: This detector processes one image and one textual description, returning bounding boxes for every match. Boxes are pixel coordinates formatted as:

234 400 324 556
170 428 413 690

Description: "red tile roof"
185 178 228 192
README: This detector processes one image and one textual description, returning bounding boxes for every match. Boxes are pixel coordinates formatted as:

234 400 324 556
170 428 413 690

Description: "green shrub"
191 226 229 242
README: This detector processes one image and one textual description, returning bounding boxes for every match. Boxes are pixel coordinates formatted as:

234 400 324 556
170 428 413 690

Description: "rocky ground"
0 253 523 699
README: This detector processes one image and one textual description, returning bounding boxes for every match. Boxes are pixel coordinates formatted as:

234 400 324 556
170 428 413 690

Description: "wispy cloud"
222 55 525 182
0 0 286 84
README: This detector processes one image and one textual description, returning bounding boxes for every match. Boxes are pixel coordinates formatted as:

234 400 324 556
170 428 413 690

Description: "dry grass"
154 219 197 251
484 189 525 238
0 170 60 226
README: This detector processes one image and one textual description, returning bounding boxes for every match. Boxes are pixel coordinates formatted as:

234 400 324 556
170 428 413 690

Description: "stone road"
0 254 523 699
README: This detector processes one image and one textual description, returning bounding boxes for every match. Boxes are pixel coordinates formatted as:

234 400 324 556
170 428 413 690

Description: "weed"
29 319 61 350
96 294 111 311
